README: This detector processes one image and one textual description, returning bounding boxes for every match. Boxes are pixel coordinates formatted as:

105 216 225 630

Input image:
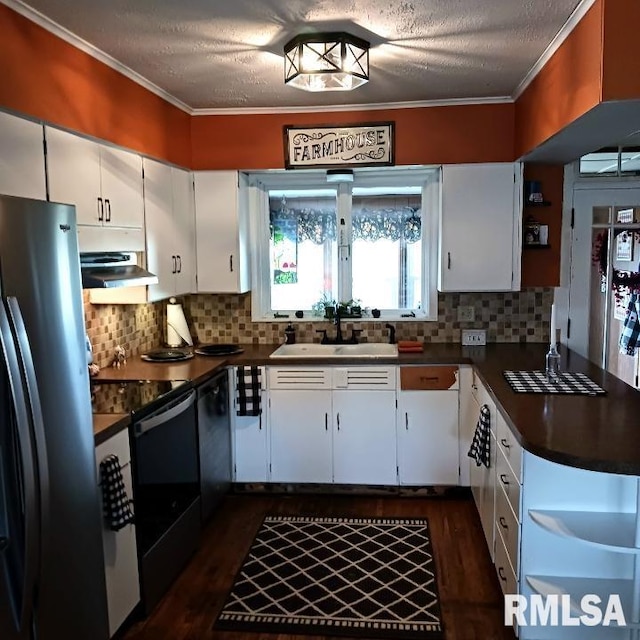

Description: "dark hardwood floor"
122 491 516 640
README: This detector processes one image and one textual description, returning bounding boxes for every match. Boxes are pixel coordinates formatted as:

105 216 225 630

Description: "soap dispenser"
284 323 296 345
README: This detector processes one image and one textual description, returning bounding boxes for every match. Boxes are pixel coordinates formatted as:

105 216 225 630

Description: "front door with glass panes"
570 186 640 388
250 168 437 321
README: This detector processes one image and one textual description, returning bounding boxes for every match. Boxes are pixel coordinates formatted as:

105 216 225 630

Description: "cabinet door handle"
171 256 177 274
177 255 182 273
229 254 234 272
97 197 104 222
105 198 111 222
500 438 510 449
336 413 340 430
325 413 328 431
498 567 507 583
447 252 451 269
499 473 510 486
258 414 262 430
405 412 409 430
499 516 508 530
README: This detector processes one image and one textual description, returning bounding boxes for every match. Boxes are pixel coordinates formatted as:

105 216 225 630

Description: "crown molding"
191 96 514 116
512 0 598 100
2 0 192 114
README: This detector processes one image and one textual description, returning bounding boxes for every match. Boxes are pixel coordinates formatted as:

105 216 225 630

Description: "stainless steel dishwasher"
197 370 232 521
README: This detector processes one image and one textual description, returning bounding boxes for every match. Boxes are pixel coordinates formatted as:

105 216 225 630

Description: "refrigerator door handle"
6 297 49 633
0 299 41 633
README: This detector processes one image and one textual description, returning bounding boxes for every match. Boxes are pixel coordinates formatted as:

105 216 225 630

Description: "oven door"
131 388 200 614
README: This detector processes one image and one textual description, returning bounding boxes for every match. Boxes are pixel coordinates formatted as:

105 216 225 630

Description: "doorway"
570 186 640 387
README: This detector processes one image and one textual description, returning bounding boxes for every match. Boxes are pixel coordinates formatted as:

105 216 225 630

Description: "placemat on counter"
504 370 606 396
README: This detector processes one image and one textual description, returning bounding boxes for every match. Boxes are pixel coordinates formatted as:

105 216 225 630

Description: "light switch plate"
461 329 487 346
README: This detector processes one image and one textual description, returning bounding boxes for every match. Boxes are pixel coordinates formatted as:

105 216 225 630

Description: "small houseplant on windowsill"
311 293 337 319
337 299 363 318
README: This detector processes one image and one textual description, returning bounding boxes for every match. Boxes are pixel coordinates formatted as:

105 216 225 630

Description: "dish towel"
99 454 134 531
620 294 640 356
467 404 491 468
397 340 424 353
236 365 262 416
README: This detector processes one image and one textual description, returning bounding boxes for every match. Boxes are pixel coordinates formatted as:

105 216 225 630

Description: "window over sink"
248 167 439 321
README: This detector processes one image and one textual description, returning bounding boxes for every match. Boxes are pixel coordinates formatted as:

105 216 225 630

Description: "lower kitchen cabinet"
397 366 459 485
332 390 397 485
231 367 269 483
269 389 333 483
95 428 140 638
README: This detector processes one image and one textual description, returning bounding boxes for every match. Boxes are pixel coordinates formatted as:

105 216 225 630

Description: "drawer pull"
499 516 508 530
500 474 510 486
500 438 511 449
498 567 507 582
325 413 328 431
405 412 409 430
420 376 440 382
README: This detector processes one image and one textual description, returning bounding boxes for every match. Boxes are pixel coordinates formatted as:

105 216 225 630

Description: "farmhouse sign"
284 122 394 169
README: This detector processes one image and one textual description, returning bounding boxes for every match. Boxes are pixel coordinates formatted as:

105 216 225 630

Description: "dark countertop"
92 342 640 475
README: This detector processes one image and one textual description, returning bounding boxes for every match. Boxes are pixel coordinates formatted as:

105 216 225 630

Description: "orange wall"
0 4 191 166
601 0 640 100
191 104 515 170
514 0 603 159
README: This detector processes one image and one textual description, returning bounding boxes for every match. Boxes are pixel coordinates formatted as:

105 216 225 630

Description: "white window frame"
248 167 439 322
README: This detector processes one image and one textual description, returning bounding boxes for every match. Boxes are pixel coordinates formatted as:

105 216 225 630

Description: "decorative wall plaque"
284 122 394 169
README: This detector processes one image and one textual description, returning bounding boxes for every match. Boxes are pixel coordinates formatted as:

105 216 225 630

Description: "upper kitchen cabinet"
144 159 196 302
45 126 144 252
194 171 250 293
0 111 46 200
439 163 522 292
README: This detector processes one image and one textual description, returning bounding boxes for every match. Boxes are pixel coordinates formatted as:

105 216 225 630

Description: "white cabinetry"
268 368 332 483
332 366 397 485
194 171 250 293
439 162 522 292
397 366 459 485
144 159 196 302
0 111 46 199
519 454 638 640
468 372 497 559
231 367 269 483
95 429 139 638
46 126 144 251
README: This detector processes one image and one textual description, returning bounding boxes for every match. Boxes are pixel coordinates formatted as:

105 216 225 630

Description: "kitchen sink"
269 343 398 358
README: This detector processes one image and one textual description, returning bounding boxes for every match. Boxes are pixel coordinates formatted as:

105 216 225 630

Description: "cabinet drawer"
495 484 520 573
496 447 520 520
95 428 131 472
495 529 518 597
267 367 331 389
399 366 458 390
496 411 522 481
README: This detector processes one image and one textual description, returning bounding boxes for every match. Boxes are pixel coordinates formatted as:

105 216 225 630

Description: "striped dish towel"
236 366 261 416
99 454 134 531
467 404 491 468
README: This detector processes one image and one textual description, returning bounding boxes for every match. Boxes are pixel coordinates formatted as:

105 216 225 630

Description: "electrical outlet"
457 306 475 322
461 329 487 346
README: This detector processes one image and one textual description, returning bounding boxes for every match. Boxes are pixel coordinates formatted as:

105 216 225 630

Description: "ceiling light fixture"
284 32 369 92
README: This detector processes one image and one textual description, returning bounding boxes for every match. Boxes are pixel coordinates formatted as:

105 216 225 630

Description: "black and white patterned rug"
214 515 444 639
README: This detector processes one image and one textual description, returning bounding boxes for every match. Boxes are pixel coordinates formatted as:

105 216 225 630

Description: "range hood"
80 252 158 289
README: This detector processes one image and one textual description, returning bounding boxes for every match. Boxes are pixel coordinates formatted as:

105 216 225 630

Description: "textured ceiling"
17 0 584 111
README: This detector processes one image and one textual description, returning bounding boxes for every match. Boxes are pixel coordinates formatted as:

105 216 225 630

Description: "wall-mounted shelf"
523 244 551 250
524 201 552 208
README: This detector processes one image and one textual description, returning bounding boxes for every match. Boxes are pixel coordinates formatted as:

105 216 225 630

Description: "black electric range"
90 379 192 419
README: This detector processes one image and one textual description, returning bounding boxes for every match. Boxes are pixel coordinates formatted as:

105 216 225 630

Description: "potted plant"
311 292 337 319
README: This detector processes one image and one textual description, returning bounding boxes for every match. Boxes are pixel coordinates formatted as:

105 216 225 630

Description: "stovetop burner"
141 349 194 362
194 343 243 357
91 379 191 416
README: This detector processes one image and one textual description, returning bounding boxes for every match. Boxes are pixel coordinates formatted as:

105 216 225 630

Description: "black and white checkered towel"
236 366 262 416
468 404 491 468
99 454 134 531
620 293 640 356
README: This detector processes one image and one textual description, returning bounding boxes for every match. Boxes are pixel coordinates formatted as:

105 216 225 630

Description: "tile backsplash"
84 288 553 368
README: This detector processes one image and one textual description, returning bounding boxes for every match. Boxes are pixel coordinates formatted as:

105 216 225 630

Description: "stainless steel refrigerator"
0 195 108 639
